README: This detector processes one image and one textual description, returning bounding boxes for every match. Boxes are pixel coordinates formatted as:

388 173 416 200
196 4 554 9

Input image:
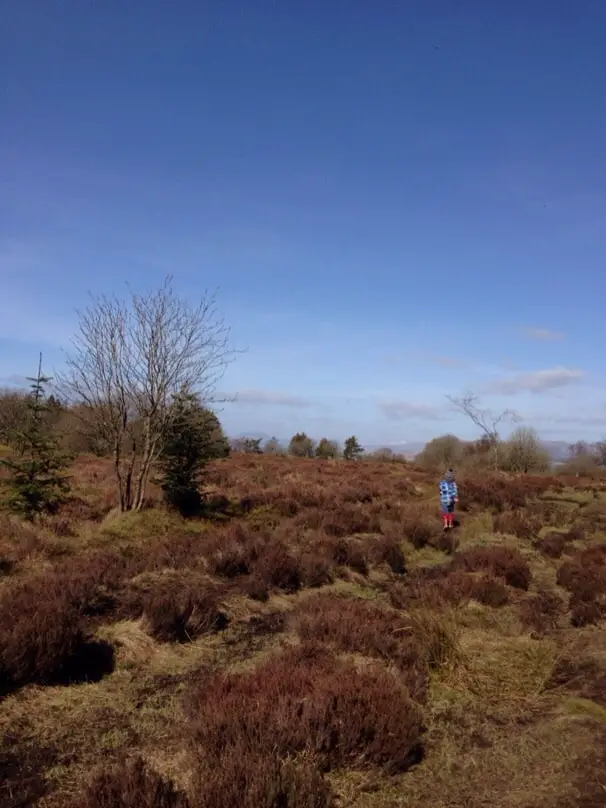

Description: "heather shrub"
0 566 115 689
74 757 190 808
204 524 262 579
250 541 302 593
492 509 540 539
141 575 228 642
192 752 335 808
299 552 335 587
331 537 369 575
390 566 473 610
368 535 406 574
400 513 441 549
534 532 568 559
390 566 508 611
459 475 529 512
571 600 604 628
519 589 564 633
135 532 209 574
471 575 510 607
547 655 606 705
186 643 425 774
450 546 532 590
293 594 428 702
322 504 379 537
556 544 606 593
0 578 84 688
556 545 606 627
567 524 586 542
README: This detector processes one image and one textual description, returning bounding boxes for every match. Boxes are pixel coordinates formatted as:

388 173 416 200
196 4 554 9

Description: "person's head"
444 468 455 482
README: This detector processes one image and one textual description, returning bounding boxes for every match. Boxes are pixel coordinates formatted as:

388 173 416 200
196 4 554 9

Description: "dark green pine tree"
343 435 364 461
158 391 224 516
1 354 71 519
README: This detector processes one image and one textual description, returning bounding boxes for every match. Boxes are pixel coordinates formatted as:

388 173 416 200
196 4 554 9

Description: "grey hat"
444 469 455 482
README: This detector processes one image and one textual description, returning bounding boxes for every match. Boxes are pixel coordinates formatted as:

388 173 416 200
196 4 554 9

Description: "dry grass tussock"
0 452 605 807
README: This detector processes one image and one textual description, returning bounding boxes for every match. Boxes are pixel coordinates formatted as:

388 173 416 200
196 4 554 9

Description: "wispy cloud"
223 389 313 408
0 374 29 388
427 354 468 368
487 366 585 396
378 400 445 421
521 326 564 341
399 350 471 369
530 410 606 428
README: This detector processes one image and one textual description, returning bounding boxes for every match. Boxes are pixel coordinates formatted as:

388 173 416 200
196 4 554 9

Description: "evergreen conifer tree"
343 435 364 461
158 391 226 515
1 354 71 519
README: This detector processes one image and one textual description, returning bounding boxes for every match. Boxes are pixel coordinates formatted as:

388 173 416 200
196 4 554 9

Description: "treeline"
235 429 606 477
230 434 379 461
414 430 606 475
0 386 229 461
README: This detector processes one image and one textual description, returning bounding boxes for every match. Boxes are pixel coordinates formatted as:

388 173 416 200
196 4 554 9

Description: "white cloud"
543 413 606 428
521 326 564 341
379 400 445 421
0 374 29 388
487 366 585 396
224 389 313 408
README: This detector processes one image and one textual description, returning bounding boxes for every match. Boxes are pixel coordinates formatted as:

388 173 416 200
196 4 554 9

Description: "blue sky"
2 1 606 447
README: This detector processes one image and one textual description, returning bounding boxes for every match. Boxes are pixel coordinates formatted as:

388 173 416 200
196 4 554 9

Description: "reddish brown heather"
519 589 565 634
534 531 570 559
186 643 425 776
366 534 407 574
140 574 228 643
459 474 552 512
71 757 190 808
292 593 428 703
390 566 509 611
191 752 336 808
398 512 443 549
0 563 116 690
321 503 382 537
492 509 541 539
390 566 471 610
450 545 532 590
557 543 606 626
331 536 369 575
206 522 265 578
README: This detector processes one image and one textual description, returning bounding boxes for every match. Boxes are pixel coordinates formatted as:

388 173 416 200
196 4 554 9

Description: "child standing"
439 469 458 530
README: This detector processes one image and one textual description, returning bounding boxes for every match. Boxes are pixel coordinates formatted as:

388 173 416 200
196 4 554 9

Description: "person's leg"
447 502 455 528
441 503 450 529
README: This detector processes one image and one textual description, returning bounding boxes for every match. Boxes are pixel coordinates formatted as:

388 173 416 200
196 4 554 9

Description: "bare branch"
446 391 521 469
57 276 239 510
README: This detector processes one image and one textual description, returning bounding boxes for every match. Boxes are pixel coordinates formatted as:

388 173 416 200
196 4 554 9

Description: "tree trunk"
114 436 127 512
133 418 157 512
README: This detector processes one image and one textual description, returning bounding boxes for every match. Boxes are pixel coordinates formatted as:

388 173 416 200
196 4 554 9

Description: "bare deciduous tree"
58 276 236 511
503 426 551 473
595 439 606 468
446 391 520 469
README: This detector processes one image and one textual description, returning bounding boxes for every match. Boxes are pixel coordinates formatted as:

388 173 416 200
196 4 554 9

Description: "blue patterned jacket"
439 479 458 506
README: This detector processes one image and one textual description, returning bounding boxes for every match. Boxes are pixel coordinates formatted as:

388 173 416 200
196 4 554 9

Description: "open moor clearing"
1 454 606 807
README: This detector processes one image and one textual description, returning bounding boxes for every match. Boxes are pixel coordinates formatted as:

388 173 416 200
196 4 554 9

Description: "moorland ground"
1 453 606 807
